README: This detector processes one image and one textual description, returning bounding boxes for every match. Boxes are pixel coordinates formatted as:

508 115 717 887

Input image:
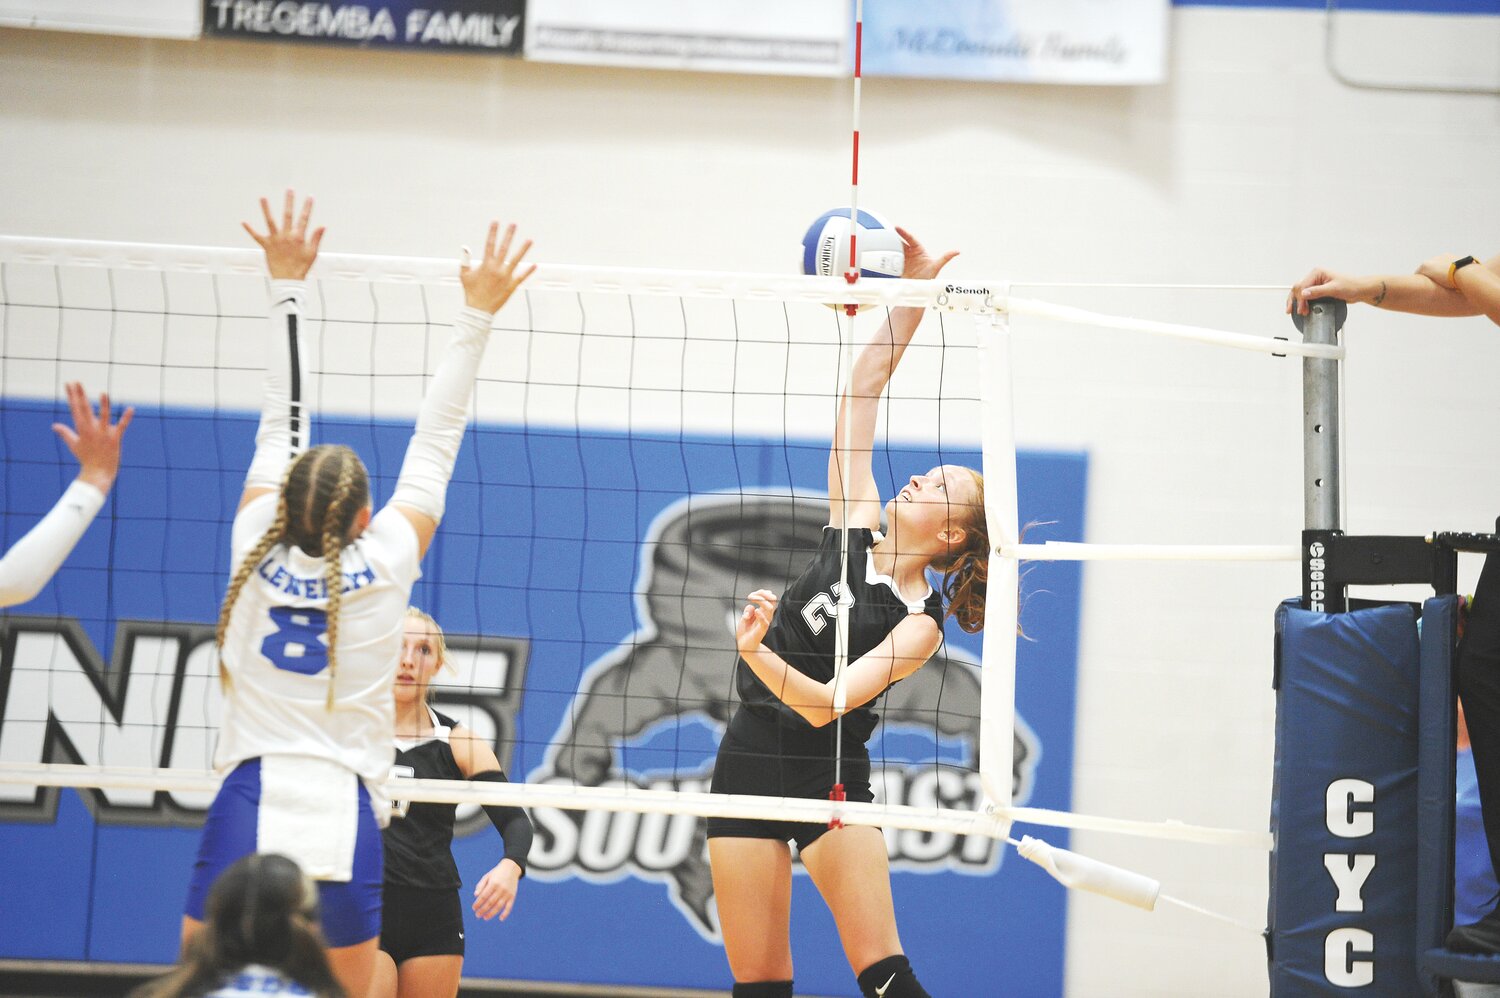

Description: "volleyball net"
0 238 1308 940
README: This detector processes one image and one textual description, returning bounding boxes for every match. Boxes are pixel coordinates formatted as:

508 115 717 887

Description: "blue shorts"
185 758 383 947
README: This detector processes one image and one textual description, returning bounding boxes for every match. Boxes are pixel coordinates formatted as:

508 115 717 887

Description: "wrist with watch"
1449 255 1480 285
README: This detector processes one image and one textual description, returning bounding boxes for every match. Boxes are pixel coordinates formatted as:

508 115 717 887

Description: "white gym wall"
2 7 1498 995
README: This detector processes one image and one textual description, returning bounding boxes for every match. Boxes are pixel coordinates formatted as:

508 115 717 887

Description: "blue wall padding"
1417 596 1460 997
1270 599 1421 996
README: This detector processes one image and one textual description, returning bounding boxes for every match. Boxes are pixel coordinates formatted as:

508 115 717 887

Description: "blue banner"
0 398 1085 994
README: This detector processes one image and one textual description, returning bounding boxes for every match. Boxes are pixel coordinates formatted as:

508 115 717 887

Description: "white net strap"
0 236 1342 359
0 762 1272 849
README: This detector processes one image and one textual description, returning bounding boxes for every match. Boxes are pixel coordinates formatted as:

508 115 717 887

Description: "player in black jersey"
370 608 534 998
707 229 989 998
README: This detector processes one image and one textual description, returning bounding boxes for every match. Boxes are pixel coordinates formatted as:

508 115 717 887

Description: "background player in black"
706 230 990 998
370 607 533 998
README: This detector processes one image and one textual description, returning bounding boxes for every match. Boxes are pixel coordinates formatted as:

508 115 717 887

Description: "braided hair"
216 445 371 710
932 468 989 634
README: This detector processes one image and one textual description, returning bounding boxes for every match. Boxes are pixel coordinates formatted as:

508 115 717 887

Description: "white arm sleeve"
244 280 310 491
0 480 106 608
388 306 493 522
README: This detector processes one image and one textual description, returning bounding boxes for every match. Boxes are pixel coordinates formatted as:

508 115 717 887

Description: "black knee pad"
732 981 793 998
857 954 931 998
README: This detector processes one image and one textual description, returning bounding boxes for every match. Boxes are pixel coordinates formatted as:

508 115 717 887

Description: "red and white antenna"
844 0 865 305
830 0 867 830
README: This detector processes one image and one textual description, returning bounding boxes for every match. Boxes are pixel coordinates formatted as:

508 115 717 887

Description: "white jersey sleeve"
0 480 106 609
389 305 494 522
244 280 309 492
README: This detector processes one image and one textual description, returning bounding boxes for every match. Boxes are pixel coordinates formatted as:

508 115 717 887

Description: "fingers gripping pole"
1014 835 1162 911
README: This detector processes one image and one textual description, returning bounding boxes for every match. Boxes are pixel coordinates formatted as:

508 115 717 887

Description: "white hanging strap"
1011 835 1264 935
1013 834 1161 911
1159 894 1266 936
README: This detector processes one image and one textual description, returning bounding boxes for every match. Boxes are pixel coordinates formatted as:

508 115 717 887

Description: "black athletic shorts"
378 883 464 964
707 707 873 852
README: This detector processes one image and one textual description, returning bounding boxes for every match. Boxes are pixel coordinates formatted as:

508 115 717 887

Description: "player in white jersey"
708 229 991 998
181 191 534 998
135 853 343 998
0 381 132 608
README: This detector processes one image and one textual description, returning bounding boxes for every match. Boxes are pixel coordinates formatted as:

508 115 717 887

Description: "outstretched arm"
0 383 133 608
239 191 323 512
828 227 958 529
451 726 533 921
388 221 535 558
734 589 942 727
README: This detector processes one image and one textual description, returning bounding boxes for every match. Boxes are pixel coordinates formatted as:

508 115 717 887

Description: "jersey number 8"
261 605 330 675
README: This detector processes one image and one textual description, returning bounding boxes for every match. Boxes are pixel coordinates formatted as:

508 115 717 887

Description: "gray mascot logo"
529 493 1038 939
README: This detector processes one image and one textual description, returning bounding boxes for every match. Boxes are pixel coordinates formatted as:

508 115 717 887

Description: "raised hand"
242 190 324 281
460 221 536 315
736 589 780 655
52 381 133 494
895 226 959 281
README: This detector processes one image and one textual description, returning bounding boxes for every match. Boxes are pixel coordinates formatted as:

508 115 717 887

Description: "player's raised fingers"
483 221 498 262
494 223 516 266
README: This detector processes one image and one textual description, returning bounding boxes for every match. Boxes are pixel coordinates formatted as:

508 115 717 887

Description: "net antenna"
827 0 868 831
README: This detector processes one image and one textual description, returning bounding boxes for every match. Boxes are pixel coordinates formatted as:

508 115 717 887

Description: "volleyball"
800 207 905 279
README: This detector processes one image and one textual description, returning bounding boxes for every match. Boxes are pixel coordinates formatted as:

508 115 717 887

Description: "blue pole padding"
1270 599 1421 996
1416 595 1460 998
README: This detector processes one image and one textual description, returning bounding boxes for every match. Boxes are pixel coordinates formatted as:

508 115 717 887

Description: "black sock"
732 981 793 998
857 954 930 998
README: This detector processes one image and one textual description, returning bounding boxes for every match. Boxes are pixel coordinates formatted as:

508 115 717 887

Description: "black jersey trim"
285 311 303 456
820 526 934 611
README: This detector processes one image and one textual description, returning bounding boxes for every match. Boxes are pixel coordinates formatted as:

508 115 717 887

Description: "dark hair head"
128 854 345 998
206 853 320 968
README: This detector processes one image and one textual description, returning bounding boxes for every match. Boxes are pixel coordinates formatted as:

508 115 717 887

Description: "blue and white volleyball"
800 208 905 279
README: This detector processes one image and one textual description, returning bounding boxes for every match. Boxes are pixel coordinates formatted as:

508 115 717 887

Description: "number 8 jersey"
215 492 422 795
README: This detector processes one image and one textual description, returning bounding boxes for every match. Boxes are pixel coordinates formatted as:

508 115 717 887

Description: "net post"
1300 297 1345 612
978 303 1018 812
